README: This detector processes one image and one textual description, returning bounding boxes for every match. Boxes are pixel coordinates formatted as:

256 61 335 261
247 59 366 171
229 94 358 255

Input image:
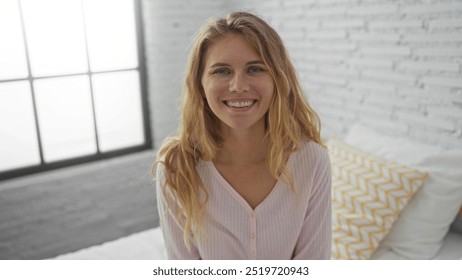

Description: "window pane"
0 81 40 171
92 71 144 152
83 0 138 72
21 0 88 77
0 0 28 80
34 76 97 162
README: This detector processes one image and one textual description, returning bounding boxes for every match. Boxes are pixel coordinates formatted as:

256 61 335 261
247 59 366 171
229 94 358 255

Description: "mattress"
54 227 166 260
52 227 462 260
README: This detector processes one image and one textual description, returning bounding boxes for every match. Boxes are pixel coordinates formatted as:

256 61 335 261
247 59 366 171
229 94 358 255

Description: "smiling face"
201 34 275 136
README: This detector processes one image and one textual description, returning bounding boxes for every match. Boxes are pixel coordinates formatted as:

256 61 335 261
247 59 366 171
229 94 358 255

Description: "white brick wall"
144 0 462 149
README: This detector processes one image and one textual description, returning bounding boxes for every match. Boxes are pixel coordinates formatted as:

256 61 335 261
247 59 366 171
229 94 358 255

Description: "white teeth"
226 100 255 108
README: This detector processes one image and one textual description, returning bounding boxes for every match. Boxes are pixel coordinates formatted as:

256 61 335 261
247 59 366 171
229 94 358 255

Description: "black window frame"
0 0 152 181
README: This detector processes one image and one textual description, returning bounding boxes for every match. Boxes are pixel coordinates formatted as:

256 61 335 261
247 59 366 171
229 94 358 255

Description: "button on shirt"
156 140 332 260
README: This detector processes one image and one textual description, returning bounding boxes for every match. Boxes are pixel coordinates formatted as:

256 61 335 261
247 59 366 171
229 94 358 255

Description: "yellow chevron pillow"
328 138 428 260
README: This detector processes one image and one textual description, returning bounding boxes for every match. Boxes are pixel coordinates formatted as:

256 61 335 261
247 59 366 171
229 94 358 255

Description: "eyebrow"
209 60 265 68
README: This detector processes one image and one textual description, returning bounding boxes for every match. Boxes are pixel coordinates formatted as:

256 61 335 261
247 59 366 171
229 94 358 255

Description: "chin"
221 119 266 132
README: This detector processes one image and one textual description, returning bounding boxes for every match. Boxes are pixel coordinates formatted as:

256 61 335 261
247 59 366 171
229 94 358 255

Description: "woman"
154 11 331 260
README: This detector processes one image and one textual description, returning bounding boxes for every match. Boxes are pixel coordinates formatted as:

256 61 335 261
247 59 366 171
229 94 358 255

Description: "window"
0 0 151 180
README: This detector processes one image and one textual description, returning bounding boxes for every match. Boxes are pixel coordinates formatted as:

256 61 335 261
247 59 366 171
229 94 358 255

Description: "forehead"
204 34 262 65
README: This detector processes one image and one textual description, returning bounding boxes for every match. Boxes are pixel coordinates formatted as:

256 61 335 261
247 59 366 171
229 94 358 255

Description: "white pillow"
328 138 428 260
344 124 444 165
344 124 462 259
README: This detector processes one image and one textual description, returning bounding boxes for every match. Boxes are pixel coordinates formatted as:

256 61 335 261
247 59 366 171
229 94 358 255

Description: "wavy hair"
153 11 323 249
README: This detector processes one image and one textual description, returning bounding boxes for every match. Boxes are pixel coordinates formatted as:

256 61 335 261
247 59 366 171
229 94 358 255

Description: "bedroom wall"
239 0 462 149
147 0 462 149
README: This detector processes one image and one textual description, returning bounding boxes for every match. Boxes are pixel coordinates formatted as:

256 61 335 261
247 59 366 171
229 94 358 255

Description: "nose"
229 72 249 93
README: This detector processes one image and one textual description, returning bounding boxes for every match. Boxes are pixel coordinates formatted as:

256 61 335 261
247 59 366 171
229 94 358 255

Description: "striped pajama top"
156 140 332 260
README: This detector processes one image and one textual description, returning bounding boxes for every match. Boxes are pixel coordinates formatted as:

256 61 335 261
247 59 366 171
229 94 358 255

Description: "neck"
215 125 269 166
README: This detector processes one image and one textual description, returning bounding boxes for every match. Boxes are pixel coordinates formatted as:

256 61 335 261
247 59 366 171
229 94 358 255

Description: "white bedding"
54 227 166 260
53 227 462 260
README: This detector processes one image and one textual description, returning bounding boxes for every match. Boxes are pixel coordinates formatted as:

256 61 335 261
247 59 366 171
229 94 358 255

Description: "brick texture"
146 0 462 150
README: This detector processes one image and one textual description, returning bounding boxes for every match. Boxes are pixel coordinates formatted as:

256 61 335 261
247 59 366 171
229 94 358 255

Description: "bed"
53 124 462 260
54 227 166 260
53 226 462 260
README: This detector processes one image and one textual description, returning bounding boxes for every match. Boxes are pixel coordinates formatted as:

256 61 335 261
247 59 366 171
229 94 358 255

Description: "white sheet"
53 227 462 260
53 227 165 260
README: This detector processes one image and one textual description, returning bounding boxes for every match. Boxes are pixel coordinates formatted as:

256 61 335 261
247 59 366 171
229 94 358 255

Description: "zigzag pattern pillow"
328 138 428 260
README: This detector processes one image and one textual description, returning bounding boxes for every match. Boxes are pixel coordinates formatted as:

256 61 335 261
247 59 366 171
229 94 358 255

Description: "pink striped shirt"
156 140 331 260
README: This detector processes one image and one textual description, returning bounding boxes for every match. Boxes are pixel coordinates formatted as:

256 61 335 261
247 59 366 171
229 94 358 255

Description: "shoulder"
154 161 166 197
291 141 331 195
289 140 331 184
154 161 166 183
154 137 184 183
154 161 179 208
296 140 330 166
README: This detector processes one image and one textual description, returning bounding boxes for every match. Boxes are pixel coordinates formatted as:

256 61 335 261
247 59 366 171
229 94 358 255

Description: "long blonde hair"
153 11 323 248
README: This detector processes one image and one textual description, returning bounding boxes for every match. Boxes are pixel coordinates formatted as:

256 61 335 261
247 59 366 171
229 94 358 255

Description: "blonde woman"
154 11 331 260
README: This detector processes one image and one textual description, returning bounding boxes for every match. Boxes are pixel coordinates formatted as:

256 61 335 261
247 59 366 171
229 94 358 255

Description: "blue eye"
248 66 265 74
212 68 231 75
